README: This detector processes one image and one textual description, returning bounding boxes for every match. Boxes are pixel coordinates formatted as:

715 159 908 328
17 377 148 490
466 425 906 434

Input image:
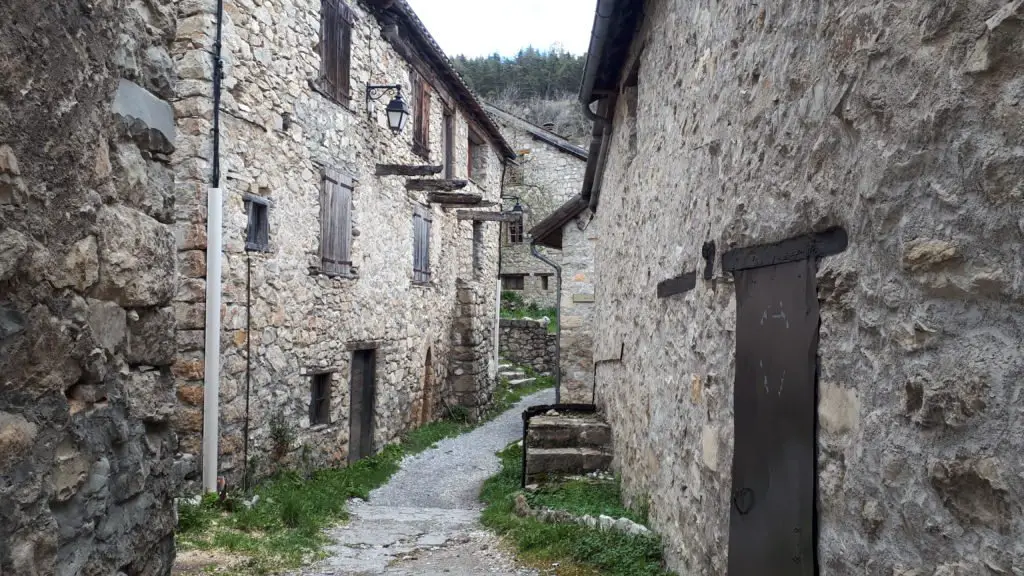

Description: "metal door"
727 258 818 576
349 349 377 463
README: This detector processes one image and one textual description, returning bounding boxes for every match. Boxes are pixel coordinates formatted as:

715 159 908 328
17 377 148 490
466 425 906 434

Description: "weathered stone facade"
170 0 511 487
498 319 556 374
582 0 1024 574
487 105 588 308
1 0 180 573
449 280 499 419
556 213 598 404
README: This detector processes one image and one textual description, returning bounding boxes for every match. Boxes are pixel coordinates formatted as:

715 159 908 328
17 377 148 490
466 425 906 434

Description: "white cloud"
404 0 596 58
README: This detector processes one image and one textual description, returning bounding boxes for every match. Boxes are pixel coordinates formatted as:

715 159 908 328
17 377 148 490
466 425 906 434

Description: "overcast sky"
404 0 596 58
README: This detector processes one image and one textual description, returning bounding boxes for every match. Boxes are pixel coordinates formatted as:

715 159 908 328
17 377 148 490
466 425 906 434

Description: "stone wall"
449 280 498 420
559 213 598 404
170 0 504 487
489 106 587 308
499 319 555 374
591 0 1024 574
0 0 179 573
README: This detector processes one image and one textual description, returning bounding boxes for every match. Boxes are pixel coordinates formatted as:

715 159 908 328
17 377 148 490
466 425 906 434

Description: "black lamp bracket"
366 84 402 105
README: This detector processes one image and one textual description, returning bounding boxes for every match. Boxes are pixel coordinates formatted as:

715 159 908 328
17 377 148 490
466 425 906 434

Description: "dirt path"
291 388 554 576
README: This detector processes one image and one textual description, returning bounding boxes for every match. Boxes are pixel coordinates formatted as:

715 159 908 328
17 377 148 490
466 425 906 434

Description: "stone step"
525 447 612 478
508 378 536 387
527 415 611 450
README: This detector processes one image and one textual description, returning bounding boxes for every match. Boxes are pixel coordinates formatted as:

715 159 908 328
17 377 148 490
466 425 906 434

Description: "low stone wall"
498 318 555 373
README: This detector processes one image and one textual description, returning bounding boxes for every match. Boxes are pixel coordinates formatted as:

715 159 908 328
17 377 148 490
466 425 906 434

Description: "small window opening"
508 218 524 244
502 274 525 291
468 131 487 183
541 275 549 291
310 373 332 425
245 194 271 252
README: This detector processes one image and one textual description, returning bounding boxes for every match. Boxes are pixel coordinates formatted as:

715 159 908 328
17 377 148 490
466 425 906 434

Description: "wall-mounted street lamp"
509 197 524 213
366 84 411 134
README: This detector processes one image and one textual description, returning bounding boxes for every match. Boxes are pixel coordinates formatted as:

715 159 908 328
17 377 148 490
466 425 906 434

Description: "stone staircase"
523 407 613 484
499 362 536 388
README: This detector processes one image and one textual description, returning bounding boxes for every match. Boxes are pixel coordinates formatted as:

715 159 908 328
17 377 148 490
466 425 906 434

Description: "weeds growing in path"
176 370 553 575
480 443 672 576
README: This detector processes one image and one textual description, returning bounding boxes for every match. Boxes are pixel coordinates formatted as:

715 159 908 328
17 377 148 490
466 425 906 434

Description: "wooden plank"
407 179 469 192
456 210 522 222
657 271 697 298
375 164 443 176
424 192 479 205
721 227 848 273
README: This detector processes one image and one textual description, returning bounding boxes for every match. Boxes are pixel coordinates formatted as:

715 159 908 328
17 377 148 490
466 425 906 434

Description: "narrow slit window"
541 275 549 291
244 194 271 252
468 130 487 183
310 373 332 426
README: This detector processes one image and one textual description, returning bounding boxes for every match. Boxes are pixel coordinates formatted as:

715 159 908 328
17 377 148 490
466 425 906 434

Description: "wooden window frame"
310 372 332 426
502 274 525 291
412 205 432 284
320 168 354 277
244 193 271 252
412 73 431 158
319 0 353 107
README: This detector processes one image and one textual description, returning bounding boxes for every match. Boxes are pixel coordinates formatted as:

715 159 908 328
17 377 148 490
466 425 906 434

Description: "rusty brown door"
349 349 376 463
727 258 819 576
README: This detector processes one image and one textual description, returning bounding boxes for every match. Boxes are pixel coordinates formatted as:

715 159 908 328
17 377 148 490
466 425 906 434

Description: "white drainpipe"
202 187 223 493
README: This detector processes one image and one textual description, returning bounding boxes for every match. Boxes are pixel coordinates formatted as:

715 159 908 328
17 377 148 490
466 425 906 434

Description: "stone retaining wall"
498 318 555 374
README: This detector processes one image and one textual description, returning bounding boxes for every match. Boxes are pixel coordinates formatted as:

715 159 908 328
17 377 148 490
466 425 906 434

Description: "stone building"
1 0 180 573
529 197 599 404
486 104 588 308
580 0 1024 574
170 0 514 488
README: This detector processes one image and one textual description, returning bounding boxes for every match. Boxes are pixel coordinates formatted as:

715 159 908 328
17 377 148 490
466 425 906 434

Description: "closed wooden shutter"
321 169 353 276
321 0 353 105
413 206 431 283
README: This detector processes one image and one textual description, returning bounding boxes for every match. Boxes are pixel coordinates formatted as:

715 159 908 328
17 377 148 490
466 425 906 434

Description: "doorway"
348 349 376 463
723 229 846 576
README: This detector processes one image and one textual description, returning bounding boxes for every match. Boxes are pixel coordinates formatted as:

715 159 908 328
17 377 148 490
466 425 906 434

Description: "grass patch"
176 372 555 575
501 292 558 333
480 444 672 576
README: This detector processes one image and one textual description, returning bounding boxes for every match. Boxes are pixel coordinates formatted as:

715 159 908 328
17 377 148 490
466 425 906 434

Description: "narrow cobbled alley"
293 389 554 576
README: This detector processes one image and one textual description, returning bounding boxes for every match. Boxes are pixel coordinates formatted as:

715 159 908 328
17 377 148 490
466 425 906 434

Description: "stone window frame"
309 371 332 426
501 274 525 291
244 193 272 252
318 0 354 108
412 204 432 285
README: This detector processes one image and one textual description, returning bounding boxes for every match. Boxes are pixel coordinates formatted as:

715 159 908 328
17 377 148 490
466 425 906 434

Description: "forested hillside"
452 47 591 145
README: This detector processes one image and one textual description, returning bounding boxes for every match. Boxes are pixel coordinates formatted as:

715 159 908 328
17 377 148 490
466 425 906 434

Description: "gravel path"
293 388 554 576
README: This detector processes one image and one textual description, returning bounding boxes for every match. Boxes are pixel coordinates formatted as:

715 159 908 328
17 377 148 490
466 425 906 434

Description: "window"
244 194 270 252
321 169 353 276
412 73 430 157
502 275 525 291
508 217 524 244
310 373 332 426
319 0 353 105
443 108 455 178
412 205 432 283
468 130 487 182
540 275 549 291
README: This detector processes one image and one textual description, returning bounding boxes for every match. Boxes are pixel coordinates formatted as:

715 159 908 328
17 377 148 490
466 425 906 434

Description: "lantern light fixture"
366 84 410 134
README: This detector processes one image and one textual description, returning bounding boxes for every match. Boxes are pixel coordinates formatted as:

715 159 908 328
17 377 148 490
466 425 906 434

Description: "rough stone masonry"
0 0 180 573
584 0 1024 575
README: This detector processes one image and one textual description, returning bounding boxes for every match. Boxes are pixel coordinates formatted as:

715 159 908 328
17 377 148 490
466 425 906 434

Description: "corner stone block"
96 205 176 307
125 369 175 423
111 79 176 154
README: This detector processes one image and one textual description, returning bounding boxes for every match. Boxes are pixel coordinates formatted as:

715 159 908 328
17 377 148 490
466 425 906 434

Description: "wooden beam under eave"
376 164 443 176
456 211 522 222
425 191 480 204
407 179 469 192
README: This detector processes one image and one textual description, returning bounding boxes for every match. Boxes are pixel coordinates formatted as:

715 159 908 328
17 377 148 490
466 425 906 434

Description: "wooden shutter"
413 206 432 283
321 0 352 105
412 74 430 154
321 169 353 276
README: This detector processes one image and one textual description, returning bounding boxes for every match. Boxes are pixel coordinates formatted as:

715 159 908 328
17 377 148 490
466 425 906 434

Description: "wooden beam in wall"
408 180 469 192
375 164 443 176
455 210 522 222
